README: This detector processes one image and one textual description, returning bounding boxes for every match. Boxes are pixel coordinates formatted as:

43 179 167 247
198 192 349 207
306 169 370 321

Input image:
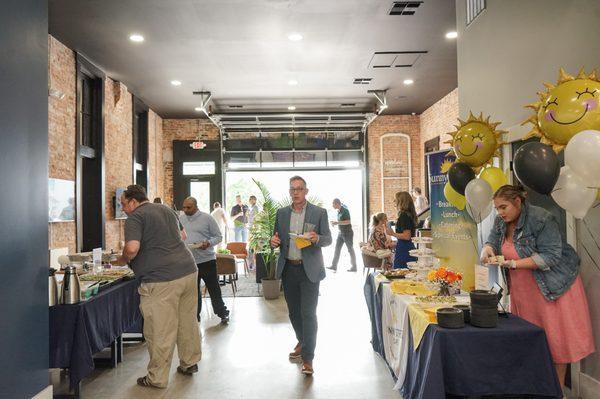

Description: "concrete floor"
53 264 401 399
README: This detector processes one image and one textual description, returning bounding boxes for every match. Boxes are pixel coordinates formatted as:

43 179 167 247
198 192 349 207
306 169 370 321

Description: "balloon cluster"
443 113 508 223
514 131 600 219
516 68 600 219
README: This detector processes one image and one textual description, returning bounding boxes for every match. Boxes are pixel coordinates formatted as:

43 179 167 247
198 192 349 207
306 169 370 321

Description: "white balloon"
551 166 596 219
465 178 493 223
565 130 600 188
467 201 493 223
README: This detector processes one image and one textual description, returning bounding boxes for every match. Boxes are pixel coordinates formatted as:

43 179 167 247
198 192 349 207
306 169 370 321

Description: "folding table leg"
116 334 123 363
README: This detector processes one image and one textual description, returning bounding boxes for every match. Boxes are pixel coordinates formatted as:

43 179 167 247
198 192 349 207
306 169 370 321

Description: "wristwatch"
510 260 517 269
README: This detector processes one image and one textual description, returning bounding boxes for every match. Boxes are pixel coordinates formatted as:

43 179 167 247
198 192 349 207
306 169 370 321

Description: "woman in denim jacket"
481 185 594 389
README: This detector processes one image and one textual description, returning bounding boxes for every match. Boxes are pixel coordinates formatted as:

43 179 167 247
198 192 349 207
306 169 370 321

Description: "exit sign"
190 141 207 150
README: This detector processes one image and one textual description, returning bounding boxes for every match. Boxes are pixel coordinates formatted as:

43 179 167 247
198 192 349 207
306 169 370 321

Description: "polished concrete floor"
54 263 401 398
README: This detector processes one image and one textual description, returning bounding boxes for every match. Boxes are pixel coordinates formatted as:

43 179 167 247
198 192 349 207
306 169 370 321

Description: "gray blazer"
273 202 332 283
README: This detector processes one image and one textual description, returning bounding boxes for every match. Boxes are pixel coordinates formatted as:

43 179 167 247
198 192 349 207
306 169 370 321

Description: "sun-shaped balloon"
445 112 505 170
522 67 600 153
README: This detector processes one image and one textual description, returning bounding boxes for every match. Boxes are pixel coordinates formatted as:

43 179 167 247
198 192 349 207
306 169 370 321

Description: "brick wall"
162 119 220 206
48 35 164 254
48 36 77 253
419 88 459 188
104 79 133 251
367 115 421 218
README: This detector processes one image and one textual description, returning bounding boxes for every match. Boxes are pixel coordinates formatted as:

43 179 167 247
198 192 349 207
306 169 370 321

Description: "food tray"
411 237 433 244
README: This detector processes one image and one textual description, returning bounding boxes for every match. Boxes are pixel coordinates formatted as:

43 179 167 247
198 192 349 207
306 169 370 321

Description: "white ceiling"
49 0 457 118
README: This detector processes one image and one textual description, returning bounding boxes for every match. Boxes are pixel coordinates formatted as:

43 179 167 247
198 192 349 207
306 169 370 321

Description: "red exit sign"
190 141 207 150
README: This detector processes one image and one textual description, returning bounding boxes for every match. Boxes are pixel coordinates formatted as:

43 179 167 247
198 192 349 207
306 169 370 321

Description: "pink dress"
502 239 595 363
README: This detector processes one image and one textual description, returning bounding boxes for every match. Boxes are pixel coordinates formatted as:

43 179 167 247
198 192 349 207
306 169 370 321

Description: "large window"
76 54 105 251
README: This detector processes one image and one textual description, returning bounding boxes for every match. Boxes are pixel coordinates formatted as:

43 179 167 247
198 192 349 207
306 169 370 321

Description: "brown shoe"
289 343 302 360
302 361 314 376
136 376 163 388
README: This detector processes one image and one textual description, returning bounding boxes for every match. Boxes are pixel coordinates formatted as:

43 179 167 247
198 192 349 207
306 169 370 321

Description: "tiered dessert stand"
407 236 438 280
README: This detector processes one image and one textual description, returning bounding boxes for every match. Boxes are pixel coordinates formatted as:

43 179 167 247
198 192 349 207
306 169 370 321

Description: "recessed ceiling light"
411 112 416 116
403 79 414 85
170 80 182 86
194 107 203 112
288 33 303 41
129 34 145 42
446 31 458 39
288 106 296 111
288 80 298 86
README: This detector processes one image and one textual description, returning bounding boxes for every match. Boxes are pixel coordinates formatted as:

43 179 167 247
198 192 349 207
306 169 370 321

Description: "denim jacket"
485 203 579 301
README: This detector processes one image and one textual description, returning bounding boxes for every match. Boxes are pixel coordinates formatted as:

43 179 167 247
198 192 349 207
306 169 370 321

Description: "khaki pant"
138 272 202 387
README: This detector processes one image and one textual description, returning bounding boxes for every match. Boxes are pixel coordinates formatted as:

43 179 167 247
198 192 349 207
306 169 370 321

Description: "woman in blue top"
389 191 418 269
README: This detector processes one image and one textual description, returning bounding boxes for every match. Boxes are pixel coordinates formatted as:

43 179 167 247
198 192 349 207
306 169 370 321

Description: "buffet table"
50 278 142 393
364 273 563 399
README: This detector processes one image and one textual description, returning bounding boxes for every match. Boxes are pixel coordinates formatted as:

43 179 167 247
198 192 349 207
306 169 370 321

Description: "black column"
0 1 49 398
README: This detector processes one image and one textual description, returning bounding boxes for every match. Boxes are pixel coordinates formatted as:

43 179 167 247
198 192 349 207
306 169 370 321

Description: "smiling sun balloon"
523 67 600 153
446 112 505 169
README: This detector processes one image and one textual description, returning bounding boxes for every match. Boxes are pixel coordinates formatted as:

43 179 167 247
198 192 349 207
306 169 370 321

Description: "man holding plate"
270 175 332 376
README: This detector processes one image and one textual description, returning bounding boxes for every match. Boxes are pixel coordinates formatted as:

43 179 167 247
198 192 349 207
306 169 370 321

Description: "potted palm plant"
248 179 281 299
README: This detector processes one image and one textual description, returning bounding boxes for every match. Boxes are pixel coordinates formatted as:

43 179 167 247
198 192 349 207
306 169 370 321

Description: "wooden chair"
226 242 249 276
216 253 237 297
361 248 386 275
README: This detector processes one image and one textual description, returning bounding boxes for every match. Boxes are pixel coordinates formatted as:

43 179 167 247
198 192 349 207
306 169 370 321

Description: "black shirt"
231 204 249 224
395 211 416 237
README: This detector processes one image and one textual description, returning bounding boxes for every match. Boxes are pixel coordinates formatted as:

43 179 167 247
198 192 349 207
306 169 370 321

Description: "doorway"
224 168 366 265
173 140 222 212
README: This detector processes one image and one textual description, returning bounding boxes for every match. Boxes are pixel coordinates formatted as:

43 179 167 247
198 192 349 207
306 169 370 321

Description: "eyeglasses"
289 187 305 193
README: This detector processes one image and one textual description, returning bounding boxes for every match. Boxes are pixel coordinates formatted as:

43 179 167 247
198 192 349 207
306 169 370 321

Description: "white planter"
261 278 281 299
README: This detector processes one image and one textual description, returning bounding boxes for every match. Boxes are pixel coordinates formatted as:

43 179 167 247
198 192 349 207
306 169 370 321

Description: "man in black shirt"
230 195 249 242
327 198 357 272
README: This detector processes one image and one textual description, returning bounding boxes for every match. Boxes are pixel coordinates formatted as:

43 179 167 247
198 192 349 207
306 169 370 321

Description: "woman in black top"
388 191 418 269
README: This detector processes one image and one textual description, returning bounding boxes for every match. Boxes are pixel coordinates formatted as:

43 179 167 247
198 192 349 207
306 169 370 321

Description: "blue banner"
427 150 478 291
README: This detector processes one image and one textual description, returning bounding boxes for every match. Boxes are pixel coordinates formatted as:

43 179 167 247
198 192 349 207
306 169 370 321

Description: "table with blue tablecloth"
364 273 563 399
50 278 142 391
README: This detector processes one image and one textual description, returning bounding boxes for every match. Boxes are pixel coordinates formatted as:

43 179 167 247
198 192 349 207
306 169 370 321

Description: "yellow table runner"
407 304 439 350
390 280 436 296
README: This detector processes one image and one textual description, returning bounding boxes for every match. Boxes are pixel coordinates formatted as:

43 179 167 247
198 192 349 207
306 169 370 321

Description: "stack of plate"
453 304 470 323
436 307 465 329
469 290 499 328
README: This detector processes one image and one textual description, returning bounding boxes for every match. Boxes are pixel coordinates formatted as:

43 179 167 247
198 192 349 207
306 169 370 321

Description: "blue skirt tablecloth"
49 278 142 388
364 274 562 399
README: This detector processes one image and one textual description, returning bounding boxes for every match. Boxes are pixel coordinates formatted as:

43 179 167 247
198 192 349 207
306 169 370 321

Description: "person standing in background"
231 195 249 242
389 191 418 269
114 185 201 388
412 187 429 215
247 195 260 270
211 202 228 248
327 198 357 272
181 197 230 324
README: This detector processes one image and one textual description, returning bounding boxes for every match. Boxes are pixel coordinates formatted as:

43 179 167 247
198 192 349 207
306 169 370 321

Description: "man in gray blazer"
270 175 332 376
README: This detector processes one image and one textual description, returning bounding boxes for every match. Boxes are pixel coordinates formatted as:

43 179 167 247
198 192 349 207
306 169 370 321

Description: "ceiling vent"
228 105 244 109
353 78 372 85
389 1 423 16
340 103 357 107
466 0 486 26
368 51 427 68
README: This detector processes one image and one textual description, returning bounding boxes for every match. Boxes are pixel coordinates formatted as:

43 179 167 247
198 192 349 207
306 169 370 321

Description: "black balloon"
513 142 560 195
448 162 476 195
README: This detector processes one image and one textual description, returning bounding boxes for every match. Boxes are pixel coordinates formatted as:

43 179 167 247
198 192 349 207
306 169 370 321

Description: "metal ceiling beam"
213 110 371 134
